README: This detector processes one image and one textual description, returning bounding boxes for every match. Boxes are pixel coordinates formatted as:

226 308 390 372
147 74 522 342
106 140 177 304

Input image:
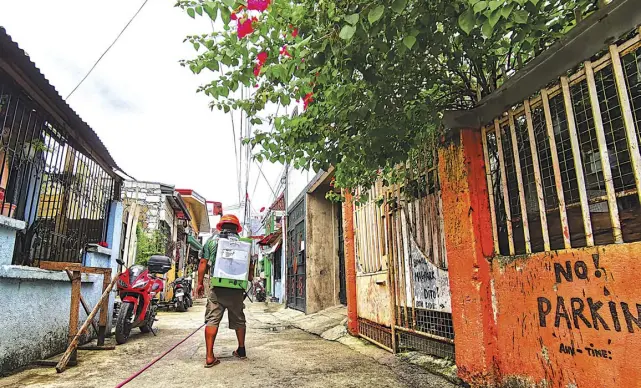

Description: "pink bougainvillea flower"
292 28 299 38
248 0 270 12
257 51 268 65
253 65 262 77
303 92 313 110
237 17 257 39
254 84 259 88
280 45 291 58
231 12 238 20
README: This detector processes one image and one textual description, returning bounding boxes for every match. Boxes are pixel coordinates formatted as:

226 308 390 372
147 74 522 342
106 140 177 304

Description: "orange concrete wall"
440 128 641 387
492 243 641 387
438 128 500 385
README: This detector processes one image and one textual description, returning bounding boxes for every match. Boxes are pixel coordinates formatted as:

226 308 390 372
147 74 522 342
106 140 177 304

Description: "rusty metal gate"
286 197 306 311
388 166 455 359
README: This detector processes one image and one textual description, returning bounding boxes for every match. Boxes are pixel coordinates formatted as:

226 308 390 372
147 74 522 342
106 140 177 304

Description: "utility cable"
66 0 149 100
230 110 242 205
251 105 280 199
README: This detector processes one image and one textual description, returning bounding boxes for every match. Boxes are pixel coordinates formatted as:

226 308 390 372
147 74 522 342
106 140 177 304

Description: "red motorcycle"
114 255 171 344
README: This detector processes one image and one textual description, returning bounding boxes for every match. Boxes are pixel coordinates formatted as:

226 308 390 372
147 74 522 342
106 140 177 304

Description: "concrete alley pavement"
0 301 455 388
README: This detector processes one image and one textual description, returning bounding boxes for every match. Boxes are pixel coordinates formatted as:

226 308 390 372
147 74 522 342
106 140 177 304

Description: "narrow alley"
3 1 641 387
0 302 454 388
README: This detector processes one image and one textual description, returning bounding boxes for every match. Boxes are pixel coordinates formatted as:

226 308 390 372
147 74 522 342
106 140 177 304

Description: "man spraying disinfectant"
196 214 253 368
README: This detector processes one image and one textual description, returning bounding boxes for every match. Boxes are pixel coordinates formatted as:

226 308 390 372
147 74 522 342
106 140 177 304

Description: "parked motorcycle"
171 277 193 312
256 288 266 302
114 255 171 345
253 279 267 302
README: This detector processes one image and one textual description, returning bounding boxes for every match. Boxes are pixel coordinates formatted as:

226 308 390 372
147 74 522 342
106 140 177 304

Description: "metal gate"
286 198 306 311
389 175 455 359
337 205 347 305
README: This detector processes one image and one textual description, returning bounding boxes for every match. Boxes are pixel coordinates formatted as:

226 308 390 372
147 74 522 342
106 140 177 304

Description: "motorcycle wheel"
115 302 134 344
176 299 186 312
140 305 157 333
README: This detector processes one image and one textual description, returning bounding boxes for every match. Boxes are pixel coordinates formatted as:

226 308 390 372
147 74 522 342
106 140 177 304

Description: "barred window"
482 33 641 255
0 69 116 266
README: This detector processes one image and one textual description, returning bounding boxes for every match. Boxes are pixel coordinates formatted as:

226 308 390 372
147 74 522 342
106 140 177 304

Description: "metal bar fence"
352 154 455 359
483 30 641 255
0 68 115 266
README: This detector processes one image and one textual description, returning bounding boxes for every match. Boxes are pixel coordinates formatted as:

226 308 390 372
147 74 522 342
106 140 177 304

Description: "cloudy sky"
0 0 312 214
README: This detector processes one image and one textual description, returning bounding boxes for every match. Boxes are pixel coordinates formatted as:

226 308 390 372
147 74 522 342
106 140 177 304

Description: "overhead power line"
66 0 149 100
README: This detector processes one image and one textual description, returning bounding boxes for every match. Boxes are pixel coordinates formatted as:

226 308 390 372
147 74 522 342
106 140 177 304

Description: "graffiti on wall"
409 237 452 312
535 254 639 361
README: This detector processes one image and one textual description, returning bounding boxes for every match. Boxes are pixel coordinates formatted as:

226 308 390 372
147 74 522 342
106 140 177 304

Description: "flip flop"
204 358 221 368
232 350 247 360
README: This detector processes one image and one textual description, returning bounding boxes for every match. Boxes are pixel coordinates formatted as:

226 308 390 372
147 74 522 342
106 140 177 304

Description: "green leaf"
345 13 359 25
458 9 476 34
529 0 539 4
501 3 514 18
203 4 218 20
482 19 493 37
489 0 502 11
206 61 220 72
391 0 407 14
473 1 488 13
195 5 203 16
512 9 528 23
281 94 291 106
368 5 385 24
339 25 356 40
222 0 235 7
488 9 501 27
187 7 195 18
403 35 417 49
221 7 231 24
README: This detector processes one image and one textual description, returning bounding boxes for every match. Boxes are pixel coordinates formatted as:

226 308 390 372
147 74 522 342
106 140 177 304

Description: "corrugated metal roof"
0 27 121 175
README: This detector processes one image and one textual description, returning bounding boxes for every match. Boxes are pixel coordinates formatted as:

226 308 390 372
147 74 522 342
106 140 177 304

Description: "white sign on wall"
408 237 452 313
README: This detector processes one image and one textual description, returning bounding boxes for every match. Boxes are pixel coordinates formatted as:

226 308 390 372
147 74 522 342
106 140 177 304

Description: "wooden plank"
397 186 410 322
524 100 551 251
584 60 624 243
406 201 417 328
494 119 515 255
541 89 572 248
79 267 112 275
609 44 641 207
40 261 81 272
390 188 402 326
509 112 532 253
56 275 119 373
68 270 81 364
561 76 595 246
98 268 112 346
77 345 116 351
64 270 99 336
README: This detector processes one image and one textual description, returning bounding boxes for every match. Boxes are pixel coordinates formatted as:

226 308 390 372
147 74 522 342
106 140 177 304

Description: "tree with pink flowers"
178 0 601 191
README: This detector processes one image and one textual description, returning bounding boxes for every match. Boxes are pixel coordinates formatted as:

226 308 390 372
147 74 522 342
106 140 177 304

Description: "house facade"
258 193 285 302
285 170 347 314
0 27 124 375
120 181 193 301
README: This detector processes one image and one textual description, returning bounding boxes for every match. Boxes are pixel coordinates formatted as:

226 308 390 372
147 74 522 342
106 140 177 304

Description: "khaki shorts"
205 287 246 329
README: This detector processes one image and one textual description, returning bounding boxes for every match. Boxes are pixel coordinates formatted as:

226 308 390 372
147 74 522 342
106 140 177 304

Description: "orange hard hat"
216 214 243 233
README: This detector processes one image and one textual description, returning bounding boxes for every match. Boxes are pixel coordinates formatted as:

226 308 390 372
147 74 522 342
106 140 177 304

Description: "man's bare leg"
234 327 246 358
205 326 218 364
